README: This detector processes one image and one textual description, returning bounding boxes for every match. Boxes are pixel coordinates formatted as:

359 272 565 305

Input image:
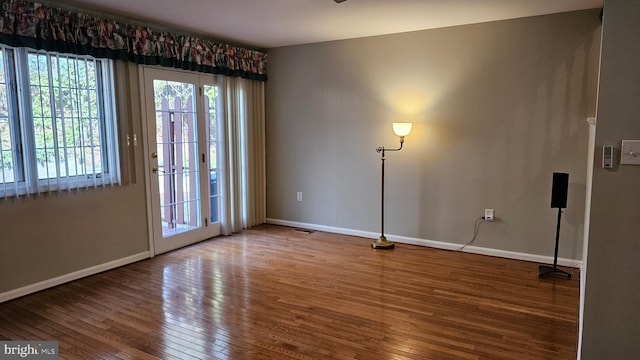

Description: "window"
0 46 119 198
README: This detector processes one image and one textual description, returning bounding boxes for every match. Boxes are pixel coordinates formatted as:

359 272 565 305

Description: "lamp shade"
392 122 413 137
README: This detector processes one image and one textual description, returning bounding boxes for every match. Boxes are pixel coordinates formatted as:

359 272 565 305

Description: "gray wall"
581 1 640 358
0 63 149 294
266 10 601 260
0 187 148 292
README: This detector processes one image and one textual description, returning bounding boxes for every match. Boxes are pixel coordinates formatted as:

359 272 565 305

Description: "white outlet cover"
621 140 640 165
484 209 494 221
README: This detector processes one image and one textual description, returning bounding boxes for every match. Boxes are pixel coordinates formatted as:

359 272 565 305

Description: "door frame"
139 66 221 256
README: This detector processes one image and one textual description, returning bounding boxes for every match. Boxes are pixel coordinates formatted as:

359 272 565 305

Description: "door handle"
151 152 158 158
152 167 158 173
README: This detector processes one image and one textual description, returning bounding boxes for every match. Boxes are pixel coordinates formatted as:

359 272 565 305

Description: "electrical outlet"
297 192 302 202
484 209 494 221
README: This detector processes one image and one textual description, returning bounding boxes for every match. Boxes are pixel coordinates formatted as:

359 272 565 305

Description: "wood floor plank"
0 224 579 359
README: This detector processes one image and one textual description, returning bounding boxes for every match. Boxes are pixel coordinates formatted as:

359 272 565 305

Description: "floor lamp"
371 122 413 250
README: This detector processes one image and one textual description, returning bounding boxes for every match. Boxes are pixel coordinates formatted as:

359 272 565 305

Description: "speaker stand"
539 208 571 279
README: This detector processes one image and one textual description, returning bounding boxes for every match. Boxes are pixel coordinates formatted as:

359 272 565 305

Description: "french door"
142 67 221 255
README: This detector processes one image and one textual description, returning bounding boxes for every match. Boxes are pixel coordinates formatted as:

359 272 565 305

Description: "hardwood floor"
0 225 580 359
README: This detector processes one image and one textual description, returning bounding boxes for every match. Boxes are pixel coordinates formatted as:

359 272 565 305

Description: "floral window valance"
0 0 267 81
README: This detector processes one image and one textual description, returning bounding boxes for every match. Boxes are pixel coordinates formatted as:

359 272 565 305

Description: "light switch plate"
603 145 615 169
621 140 640 165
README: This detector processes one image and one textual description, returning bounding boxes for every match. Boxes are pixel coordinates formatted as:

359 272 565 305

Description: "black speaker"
551 172 569 209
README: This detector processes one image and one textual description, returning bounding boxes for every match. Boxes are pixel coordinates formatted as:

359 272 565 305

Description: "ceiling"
63 0 603 49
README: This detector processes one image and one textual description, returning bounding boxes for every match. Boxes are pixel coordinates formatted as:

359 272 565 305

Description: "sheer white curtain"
218 76 266 235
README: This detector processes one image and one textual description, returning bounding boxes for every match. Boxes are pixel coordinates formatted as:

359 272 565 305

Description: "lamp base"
538 265 571 279
371 236 395 250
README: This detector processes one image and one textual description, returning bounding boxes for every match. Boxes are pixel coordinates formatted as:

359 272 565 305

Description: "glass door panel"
153 80 201 238
204 84 219 224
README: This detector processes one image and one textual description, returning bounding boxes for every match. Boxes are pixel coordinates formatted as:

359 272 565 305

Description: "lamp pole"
371 138 405 250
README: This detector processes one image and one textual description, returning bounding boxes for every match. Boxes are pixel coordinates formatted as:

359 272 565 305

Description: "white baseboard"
266 218 582 269
0 251 150 303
